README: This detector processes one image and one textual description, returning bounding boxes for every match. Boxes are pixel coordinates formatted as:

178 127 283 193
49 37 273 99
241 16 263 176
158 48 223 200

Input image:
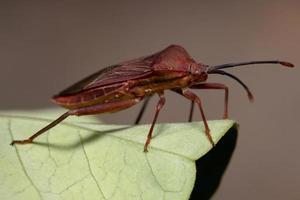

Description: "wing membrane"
56 60 154 97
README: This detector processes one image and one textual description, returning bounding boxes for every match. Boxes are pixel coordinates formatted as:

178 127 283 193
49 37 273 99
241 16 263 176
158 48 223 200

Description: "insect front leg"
190 83 229 119
172 88 215 147
144 92 165 152
10 98 143 146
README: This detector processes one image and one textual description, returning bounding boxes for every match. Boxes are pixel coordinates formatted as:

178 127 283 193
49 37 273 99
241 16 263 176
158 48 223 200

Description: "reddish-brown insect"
10 45 294 152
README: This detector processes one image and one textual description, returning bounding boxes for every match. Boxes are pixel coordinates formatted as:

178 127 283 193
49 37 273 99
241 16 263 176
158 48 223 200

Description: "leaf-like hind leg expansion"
173 88 215 147
10 98 143 146
144 92 165 152
190 83 229 119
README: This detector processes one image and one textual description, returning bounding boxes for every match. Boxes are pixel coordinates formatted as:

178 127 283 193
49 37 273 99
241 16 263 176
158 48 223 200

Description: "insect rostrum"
10 45 294 152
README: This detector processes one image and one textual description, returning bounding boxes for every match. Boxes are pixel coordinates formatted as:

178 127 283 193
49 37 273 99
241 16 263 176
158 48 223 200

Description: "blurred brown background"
1 0 299 199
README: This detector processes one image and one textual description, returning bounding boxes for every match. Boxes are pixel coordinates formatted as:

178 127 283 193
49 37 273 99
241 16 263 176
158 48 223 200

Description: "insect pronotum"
10 45 294 152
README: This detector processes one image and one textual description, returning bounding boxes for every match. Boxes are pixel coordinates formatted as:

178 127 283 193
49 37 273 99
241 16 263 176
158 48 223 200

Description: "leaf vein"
79 133 107 200
145 154 165 200
7 119 43 200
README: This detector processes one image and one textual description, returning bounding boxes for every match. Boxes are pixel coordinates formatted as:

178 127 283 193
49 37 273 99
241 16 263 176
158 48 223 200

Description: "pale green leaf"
0 110 236 200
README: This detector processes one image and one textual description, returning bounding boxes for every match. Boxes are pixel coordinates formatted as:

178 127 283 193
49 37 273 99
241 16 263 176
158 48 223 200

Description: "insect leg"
188 101 195 122
190 83 229 119
10 98 142 146
69 98 143 116
10 112 70 145
134 96 151 125
173 88 214 147
144 92 165 152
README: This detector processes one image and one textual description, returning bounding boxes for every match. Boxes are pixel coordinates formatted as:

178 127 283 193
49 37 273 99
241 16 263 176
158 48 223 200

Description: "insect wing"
56 61 154 97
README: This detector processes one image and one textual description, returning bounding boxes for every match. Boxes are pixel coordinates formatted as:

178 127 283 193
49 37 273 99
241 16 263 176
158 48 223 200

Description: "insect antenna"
208 60 294 72
208 69 254 102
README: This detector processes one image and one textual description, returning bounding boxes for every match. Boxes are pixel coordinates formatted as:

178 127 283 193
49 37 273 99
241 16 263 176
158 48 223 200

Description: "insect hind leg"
10 98 143 146
69 97 143 116
10 112 70 145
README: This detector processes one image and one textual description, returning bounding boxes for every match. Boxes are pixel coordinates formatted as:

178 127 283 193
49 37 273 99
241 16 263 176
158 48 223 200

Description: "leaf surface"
0 110 236 200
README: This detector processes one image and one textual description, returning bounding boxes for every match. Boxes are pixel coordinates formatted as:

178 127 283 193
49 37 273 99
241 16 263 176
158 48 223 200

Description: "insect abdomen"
52 83 127 109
